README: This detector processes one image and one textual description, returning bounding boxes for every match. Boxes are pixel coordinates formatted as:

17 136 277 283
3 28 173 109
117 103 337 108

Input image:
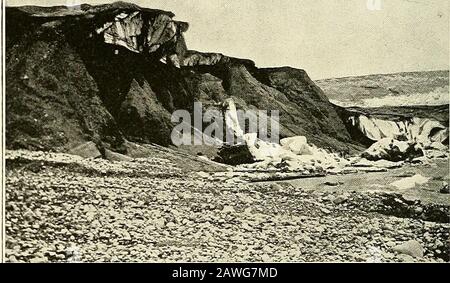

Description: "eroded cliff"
7 2 447 159
6 2 367 155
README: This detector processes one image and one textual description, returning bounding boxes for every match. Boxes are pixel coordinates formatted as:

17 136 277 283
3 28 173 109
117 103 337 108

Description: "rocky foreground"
4 150 449 263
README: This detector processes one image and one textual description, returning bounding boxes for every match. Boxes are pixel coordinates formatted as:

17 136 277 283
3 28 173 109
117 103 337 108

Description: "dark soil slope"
6 2 364 154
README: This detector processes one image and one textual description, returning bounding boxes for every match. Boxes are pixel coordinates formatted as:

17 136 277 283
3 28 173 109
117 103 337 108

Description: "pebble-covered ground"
4 150 449 263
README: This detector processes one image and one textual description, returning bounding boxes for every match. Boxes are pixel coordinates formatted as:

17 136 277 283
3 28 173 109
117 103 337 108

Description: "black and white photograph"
0 0 449 267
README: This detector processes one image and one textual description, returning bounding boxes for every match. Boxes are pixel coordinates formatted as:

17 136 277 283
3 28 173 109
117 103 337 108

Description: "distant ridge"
317 70 449 108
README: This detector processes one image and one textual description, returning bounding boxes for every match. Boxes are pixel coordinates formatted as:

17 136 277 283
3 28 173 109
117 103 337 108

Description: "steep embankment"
6 2 363 155
317 71 449 108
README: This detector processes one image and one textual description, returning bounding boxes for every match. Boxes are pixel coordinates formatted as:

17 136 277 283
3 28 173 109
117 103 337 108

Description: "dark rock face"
6 2 363 154
67 141 102 159
6 14 124 151
251 67 356 151
217 145 255 166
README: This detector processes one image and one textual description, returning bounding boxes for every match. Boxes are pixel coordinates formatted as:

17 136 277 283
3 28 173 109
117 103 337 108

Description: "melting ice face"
170 100 280 146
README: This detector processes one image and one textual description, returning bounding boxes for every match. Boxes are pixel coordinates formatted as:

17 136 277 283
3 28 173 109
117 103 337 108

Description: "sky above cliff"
5 0 449 80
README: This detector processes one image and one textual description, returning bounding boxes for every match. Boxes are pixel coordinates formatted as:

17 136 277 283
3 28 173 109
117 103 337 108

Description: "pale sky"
5 0 450 79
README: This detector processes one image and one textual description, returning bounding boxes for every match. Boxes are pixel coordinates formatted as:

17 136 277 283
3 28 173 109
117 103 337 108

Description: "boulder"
104 149 133 162
396 254 415 262
440 184 449 194
392 240 424 258
217 144 255 166
244 133 287 161
332 194 349 205
222 206 235 213
362 138 424 162
68 142 101 159
218 133 286 165
391 174 429 190
280 136 312 155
